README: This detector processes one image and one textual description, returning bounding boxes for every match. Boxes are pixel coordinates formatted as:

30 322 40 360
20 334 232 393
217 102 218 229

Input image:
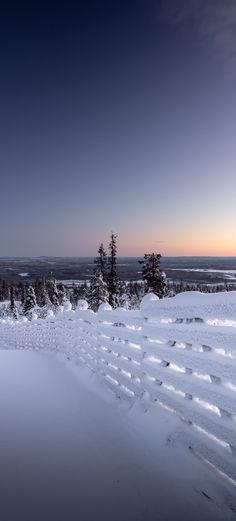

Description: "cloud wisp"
161 0 236 69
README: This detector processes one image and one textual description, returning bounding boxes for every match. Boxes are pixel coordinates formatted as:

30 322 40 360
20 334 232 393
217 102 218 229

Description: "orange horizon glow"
117 248 236 257
117 233 236 257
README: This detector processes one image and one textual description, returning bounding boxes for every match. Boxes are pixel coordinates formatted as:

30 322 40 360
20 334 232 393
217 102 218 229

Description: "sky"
0 0 236 257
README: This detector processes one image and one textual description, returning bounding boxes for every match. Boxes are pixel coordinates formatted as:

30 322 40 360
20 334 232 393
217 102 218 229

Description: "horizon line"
0 255 236 259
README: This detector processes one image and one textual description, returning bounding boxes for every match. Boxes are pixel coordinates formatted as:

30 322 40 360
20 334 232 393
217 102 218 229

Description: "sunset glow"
1 1 236 257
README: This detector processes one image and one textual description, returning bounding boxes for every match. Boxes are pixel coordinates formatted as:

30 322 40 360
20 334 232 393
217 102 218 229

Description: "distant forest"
0 235 235 319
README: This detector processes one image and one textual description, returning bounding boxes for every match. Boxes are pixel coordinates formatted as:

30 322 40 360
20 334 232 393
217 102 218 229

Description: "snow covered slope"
0 349 235 521
0 291 236 519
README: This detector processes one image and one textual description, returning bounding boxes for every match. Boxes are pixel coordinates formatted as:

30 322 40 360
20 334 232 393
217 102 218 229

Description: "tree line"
0 233 234 319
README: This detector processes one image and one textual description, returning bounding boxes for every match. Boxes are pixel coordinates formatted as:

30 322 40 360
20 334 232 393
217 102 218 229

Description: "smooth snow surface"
0 350 235 521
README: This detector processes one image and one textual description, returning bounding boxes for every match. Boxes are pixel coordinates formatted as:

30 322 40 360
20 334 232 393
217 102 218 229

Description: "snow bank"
1 291 236 488
1 349 235 520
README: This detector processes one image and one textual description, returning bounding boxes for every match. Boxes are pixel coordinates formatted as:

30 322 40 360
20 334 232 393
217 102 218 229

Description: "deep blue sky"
1 0 236 256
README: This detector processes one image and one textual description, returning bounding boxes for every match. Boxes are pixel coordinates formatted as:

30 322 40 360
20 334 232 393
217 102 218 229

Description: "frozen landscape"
1 256 236 285
2 0 236 518
0 291 236 520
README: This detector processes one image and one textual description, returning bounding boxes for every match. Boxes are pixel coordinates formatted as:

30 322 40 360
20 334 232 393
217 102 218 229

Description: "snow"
168 268 236 280
1 291 236 519
0 348 235 520
56 279 88 286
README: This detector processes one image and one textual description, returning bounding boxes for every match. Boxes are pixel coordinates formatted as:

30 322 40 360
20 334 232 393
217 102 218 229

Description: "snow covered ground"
0 348 235 521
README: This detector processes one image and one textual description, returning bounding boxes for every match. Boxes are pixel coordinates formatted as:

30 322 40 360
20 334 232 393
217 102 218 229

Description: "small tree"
33 279 52 318
24 285 37 317
119 281 130 309
36 280 51 307
107 232 120 308
57 282 67 305
88 268 109 311
139 253 166 298
46 276 59 307
94 243 107 281
0 279 9 301
127 281 145 309
19 282 26 307
10 285 17 319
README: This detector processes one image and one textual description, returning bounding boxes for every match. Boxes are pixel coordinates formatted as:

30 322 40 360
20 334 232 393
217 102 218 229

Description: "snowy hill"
0 291 236 519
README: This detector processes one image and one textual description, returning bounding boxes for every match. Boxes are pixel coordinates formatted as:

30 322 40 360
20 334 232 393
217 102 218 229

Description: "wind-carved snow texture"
0 349 235 521
1 291 236 519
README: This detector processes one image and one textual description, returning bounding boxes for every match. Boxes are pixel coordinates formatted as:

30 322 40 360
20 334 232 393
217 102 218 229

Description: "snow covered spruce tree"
88 268 109 311
88 244 109 311
94 243 107 281
119 281 130 309
107 232 120 308
19 282 26 308
35 280 49 307
0 279 9 301
34 279 52 317
23 285 37 318
10 285 17 319
57 282 67 305
71 282 89 309
46 275 59 307
126 281 145 309
139 253 167 298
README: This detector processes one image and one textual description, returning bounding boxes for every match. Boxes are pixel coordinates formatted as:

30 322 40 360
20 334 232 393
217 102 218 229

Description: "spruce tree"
71 284 79 309
81 282 90 301
23 285 37 317
37 280 51 307
88 267 109 311
10 285 17 319
57 282 67 305
94 243 107 281
71 282 89 306
19 283 26 307
139 253 166 298
119 281 130 309
107 232 120 308
127 281 145 309
0 278 4 301
46 276 59 307
1 279 9 300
